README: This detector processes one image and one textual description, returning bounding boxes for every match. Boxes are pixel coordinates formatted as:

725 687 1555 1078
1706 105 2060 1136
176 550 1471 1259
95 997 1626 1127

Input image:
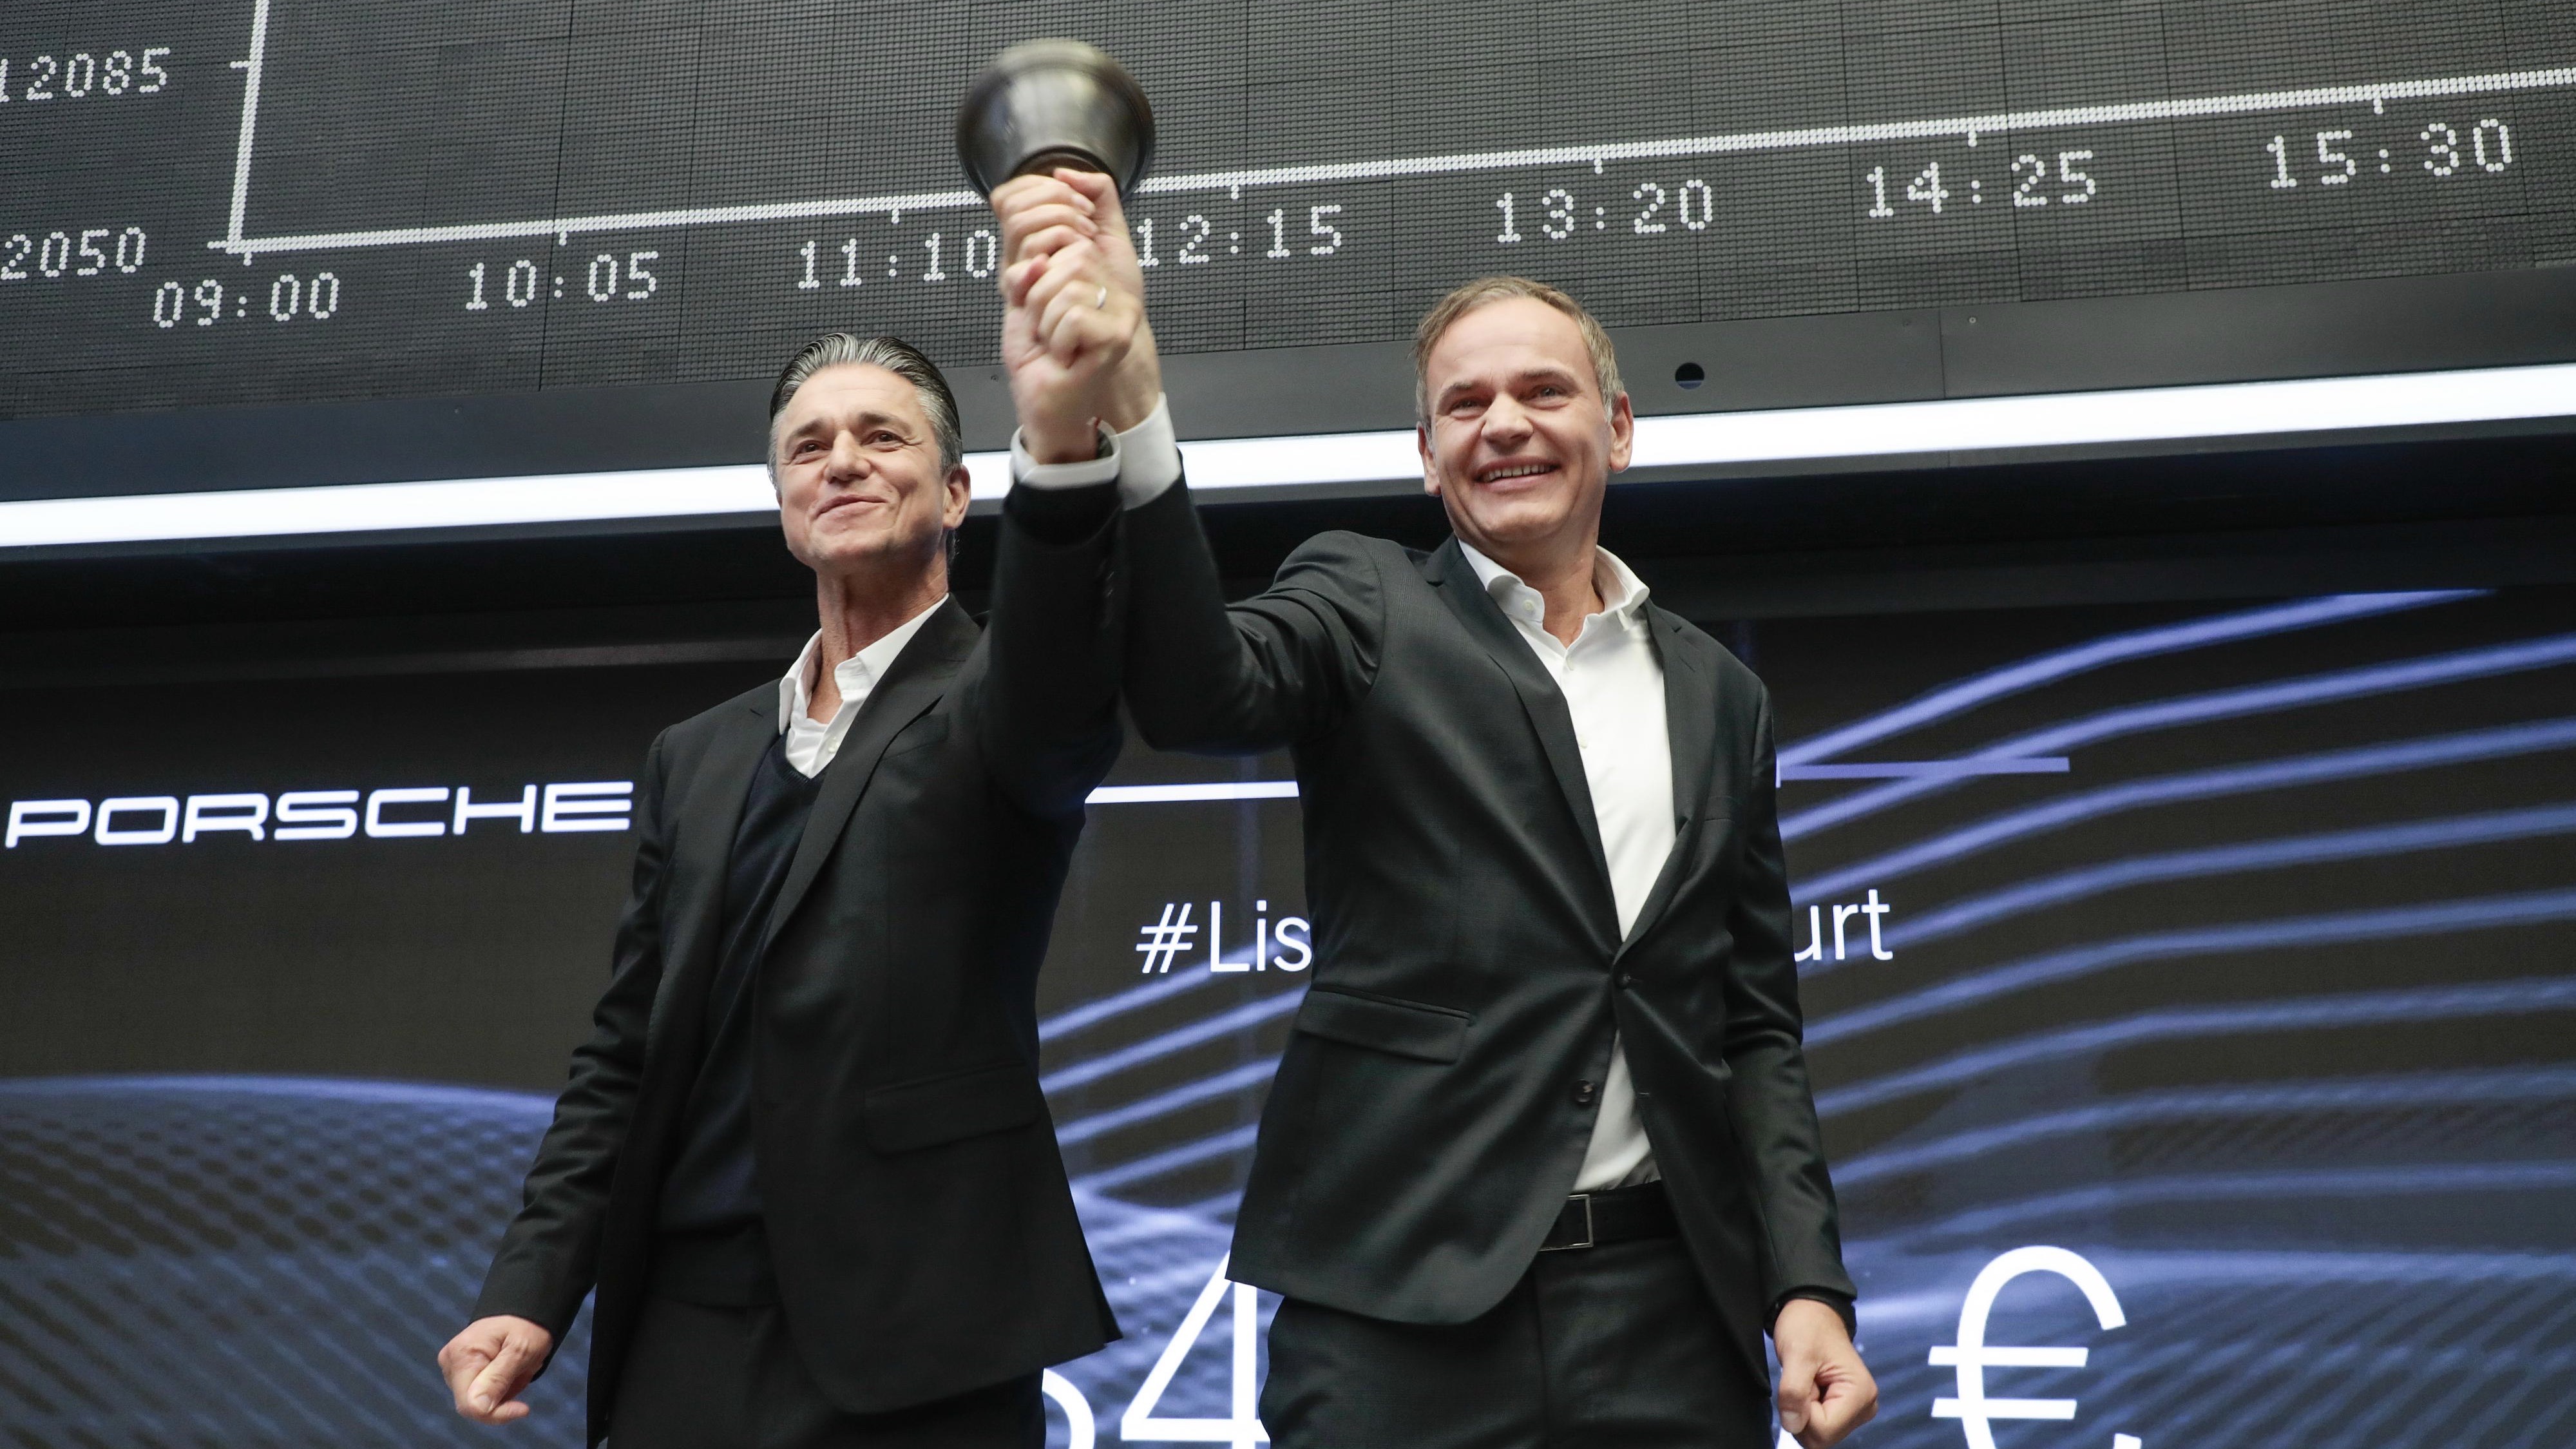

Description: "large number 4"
1121 1256 1268 1446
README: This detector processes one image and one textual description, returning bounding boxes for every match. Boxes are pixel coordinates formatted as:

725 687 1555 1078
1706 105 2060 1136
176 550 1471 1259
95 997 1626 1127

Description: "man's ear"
942 465 973 529
1605 392 1635 475
1418 424 1442 497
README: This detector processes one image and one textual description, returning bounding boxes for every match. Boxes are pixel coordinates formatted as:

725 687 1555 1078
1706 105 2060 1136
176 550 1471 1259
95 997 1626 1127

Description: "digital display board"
4 584 2573 1446
1 0 2571 427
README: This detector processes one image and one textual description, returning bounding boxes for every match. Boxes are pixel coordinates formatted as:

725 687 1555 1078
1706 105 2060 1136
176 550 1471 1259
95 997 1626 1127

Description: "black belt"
1539 1180 1677 1251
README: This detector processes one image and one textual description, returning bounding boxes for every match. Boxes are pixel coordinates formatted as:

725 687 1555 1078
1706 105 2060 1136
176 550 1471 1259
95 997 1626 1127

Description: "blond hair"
1411 276 1624 424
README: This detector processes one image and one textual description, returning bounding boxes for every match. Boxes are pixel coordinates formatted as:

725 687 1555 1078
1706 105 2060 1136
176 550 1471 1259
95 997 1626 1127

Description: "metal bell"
955 39 1157 200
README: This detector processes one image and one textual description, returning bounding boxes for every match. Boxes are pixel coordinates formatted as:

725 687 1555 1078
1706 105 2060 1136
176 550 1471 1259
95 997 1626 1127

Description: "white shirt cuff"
1010 424 1120 490
1007 394 1183 508
1108 395 1183 508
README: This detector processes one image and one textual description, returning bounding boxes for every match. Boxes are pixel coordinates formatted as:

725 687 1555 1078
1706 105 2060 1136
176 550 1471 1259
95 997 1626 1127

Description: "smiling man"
1015 246 1876 1447
435 276 1143 1443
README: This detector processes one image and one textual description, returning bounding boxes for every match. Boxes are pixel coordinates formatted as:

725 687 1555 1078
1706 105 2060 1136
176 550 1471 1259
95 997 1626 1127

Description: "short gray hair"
767 332 963 472
1412 276 1624 425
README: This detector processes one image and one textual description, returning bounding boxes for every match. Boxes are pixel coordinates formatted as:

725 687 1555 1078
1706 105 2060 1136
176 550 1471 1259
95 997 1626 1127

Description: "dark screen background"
3 583 2571 1446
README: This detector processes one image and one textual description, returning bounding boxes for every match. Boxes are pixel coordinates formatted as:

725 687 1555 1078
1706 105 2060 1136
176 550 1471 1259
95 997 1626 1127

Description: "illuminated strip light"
1623 361 2576 474
5 363 2575 548
1083 763 2066 799
1080 756 2057 792
0 466 779 550
1086 781 1299 803
1780 758 2066 781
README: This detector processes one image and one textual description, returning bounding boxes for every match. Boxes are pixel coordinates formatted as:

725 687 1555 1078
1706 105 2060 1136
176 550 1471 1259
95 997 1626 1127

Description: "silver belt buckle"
1541 1193 1596 1251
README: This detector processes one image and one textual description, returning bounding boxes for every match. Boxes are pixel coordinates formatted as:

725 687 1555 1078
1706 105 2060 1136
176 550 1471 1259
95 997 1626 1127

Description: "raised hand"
990 168 1161 461
1774 1298 1879 1449
437 1313 554 1425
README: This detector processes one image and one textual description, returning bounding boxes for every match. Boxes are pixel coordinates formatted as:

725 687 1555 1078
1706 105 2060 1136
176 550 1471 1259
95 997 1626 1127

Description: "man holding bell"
435 183 1149 1449
993 168 1879 1449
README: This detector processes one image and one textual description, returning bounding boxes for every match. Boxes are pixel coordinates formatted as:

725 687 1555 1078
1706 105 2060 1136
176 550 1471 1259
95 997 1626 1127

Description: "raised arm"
959 167 1158 816
987 167 1382 758
443 731 673 1422
974 481 1126 818
1119 483 1385 755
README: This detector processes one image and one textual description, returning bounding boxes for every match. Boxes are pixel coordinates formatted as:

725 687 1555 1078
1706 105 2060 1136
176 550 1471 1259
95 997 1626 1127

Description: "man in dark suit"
1006 173 1876 1449
435 180 1153 1448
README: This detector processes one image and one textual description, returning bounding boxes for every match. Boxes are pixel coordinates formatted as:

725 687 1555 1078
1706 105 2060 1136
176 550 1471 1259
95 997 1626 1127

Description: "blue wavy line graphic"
1777 591 2478 767
1813 977 2576 1117
1039 968 1217 1043
0 1073 553 1110
1809 884 2576 1047
1792 715 2576 906
1074 1125 1264 1193
1876 801 2576 956
1055 1059 1281 1146
1834 1068 2576 1185
1784 631 2576 840
1883 1161 2576 1244
1039 992 1304 1095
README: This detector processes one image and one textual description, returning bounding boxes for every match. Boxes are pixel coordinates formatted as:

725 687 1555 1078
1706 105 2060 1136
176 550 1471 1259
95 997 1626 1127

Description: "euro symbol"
1930 1246 2128 1449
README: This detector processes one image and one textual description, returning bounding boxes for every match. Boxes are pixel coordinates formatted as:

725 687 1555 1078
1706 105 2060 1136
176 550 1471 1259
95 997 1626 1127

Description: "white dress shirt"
1460 543 1674 1191
777 599 946 778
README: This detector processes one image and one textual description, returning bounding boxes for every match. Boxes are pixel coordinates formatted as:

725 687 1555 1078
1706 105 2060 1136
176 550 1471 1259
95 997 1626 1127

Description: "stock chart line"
202 0 2576 264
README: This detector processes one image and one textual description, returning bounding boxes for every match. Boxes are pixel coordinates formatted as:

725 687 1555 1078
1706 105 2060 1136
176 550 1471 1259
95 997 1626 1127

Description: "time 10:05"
464 251 662 310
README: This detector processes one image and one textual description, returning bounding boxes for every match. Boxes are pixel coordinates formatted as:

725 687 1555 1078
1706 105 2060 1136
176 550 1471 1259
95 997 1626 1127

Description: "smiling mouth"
816 495 886 518
1473 460 1558 484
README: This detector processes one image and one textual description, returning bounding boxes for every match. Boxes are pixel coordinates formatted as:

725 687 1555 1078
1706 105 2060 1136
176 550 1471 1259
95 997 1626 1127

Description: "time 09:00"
153 273 340 328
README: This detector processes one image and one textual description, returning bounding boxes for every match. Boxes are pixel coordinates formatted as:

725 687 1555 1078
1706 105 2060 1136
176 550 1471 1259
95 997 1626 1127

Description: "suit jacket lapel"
645 691 776 1062
1426 539 1617 928
1617 607 1722 957
758 599 979 959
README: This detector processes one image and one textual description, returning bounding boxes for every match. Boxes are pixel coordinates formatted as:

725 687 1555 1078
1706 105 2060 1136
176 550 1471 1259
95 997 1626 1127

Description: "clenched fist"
1774 1298 1878 1449
437 1313 555 1425
988 167 1161 462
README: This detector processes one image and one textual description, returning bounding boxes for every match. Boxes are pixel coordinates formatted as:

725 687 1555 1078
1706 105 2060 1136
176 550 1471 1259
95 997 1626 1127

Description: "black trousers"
607 1294 1044 1449
1260 1236 1772 1449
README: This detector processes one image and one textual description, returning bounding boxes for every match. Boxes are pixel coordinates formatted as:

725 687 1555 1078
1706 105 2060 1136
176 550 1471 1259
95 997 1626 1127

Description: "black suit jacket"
474 498 1124 1441
1118 480 1855 1385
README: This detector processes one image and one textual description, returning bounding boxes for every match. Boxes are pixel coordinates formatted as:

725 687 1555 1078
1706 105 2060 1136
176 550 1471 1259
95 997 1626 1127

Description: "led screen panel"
3 585 2573 1445
1 0 2570 450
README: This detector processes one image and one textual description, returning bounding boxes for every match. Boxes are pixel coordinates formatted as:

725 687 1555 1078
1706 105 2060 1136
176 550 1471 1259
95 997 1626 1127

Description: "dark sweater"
652 730 819 1297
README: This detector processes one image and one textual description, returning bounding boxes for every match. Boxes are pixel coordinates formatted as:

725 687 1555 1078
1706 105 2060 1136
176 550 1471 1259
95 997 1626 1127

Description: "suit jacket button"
1616 973 1635 990
1572 1079 1598 1106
